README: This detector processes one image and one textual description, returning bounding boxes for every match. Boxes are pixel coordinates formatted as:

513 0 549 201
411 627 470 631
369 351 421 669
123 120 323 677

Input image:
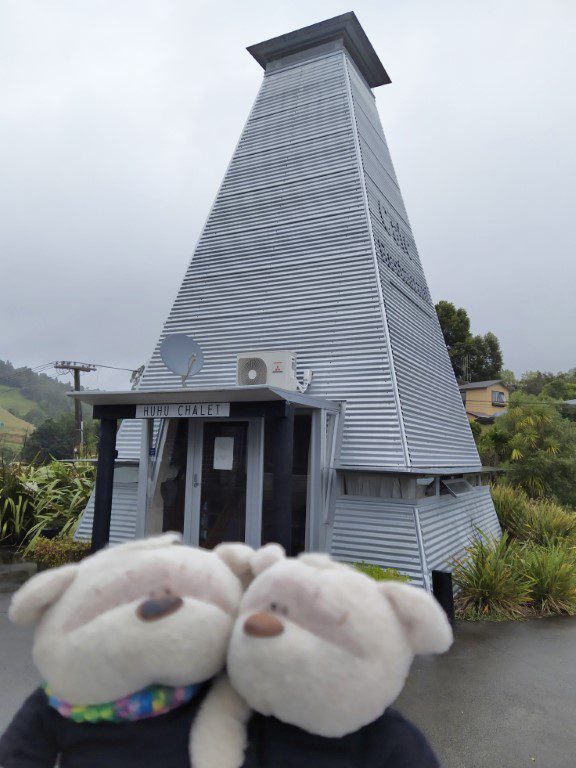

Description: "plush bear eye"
269 602 289 616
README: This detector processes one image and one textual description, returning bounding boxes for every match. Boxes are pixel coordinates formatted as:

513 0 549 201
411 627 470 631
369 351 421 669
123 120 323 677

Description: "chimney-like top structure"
247 11 391 88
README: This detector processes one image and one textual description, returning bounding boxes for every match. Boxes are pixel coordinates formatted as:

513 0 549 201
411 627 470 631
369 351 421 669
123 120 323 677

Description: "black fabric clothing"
0 685 210 768
0 687 440 768
242 708 440 768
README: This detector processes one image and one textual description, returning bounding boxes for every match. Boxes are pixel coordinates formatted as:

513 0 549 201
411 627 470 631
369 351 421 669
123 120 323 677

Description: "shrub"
354 561 410 582
523 499 576 546
491 484 530 538
0 459 94 550
518 542 576 615
452 533 531 620
25 536 91 569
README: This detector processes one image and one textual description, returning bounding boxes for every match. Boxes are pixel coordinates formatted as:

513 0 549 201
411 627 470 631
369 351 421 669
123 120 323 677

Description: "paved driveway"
1 592 575 767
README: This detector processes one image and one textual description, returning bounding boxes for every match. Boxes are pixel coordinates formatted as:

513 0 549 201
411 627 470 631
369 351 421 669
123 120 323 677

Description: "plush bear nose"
244 612 284 638
136 594 183 622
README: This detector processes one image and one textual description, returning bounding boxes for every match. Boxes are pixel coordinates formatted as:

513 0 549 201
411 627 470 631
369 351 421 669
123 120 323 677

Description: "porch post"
90 417 118 552
270 403 295 554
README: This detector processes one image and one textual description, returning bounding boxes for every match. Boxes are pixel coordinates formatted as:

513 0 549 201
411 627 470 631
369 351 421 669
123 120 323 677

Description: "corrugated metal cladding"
77 475 139 542
345 58 480 467
119 47 411 469
417 486 502 573
328 486 500 587
329 496 425 586
88 41 486 544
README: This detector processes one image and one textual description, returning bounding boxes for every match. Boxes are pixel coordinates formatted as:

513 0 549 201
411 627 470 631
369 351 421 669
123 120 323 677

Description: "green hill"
0 405 34 447
0 361 72 426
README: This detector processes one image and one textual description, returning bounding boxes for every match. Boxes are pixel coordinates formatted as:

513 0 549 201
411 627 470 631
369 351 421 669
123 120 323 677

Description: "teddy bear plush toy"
0 533 253 768
194 545 453 768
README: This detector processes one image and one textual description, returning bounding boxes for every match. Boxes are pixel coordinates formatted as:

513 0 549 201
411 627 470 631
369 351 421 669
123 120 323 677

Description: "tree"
21 413 99 464
21 414 76 464
435 301 503 381
517 370 555 396
478 392 576 506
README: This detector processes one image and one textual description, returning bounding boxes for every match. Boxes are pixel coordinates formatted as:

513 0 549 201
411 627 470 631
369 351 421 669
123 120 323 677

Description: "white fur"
9 535 249 704
227 554 453 738
190 674 251 768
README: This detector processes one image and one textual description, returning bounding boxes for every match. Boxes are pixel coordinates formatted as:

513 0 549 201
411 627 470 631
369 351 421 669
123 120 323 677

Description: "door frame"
182 417 264 548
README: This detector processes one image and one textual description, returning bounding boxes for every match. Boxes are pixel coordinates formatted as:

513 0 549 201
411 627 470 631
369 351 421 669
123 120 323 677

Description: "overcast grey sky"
1 0 575 391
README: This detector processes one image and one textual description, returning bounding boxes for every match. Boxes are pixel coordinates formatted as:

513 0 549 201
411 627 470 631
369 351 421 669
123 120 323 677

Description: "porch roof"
69 385 341 412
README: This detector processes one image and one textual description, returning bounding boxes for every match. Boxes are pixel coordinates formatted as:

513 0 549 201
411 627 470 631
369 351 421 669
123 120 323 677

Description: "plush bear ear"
9 565 78 626
215 543 255 581
379 581 453 655
250 543 285 577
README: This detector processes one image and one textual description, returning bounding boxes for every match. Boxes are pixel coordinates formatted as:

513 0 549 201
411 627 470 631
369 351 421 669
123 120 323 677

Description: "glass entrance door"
192 421 249 549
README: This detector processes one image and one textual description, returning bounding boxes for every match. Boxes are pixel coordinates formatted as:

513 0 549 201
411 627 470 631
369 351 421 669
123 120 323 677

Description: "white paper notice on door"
213 437 234 470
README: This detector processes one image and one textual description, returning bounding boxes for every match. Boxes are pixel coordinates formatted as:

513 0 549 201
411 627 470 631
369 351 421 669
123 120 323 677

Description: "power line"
0 362 57 385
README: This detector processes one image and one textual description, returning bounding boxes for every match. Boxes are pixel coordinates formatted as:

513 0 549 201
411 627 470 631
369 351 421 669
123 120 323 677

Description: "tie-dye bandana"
43 682 200 723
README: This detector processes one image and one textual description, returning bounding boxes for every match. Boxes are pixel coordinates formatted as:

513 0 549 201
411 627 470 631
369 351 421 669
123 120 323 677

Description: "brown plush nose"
244 612 284 638
136 595 183 622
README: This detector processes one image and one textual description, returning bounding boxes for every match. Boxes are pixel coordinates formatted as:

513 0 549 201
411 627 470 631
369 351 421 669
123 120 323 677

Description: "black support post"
90 418 118 553
432 570 455 625
269 403 295 554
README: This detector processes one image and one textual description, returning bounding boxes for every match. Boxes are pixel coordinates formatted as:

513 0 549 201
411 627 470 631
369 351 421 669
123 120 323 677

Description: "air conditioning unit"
237 350 298 390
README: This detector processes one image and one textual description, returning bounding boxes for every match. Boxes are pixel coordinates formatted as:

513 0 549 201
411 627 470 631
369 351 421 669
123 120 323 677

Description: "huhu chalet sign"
135 403 230 418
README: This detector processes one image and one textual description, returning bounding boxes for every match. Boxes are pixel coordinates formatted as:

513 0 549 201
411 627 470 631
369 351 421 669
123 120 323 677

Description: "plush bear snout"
244 612 284 637
136 594 184 622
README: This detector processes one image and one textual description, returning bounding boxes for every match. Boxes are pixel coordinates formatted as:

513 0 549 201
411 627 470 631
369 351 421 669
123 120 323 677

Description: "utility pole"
54 361 96 457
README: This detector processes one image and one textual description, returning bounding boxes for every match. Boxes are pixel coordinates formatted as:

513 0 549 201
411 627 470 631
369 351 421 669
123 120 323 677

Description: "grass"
0 405 34 445
517 542 576 616
0 385 38 419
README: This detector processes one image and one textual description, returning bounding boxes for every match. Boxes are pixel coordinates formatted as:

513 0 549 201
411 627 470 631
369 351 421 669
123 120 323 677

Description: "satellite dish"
160 334 204 387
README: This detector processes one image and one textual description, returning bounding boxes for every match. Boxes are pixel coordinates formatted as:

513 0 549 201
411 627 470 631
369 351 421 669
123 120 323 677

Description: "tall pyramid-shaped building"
77 13 500 587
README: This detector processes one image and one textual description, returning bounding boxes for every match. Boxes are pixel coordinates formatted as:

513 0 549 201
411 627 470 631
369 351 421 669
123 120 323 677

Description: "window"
441 478 474 497
492 391 506 406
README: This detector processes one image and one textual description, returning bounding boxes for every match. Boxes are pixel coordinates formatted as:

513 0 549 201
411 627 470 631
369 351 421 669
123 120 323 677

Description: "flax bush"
518 542 576 615
0 459 94 549
452 533 532 620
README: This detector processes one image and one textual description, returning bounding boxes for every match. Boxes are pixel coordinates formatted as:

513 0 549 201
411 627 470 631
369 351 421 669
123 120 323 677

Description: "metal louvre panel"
76 478 139 543
128 48 406 469
346 56 480 467
329 496 424 585
417 486 501 573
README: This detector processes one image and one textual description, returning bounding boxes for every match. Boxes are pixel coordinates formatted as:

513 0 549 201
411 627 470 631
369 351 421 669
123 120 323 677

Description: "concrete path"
396 617 576 768
1 590 574 767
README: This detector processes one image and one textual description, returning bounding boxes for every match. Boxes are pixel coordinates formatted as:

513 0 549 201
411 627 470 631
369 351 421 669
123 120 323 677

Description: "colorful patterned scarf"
43 682 201 723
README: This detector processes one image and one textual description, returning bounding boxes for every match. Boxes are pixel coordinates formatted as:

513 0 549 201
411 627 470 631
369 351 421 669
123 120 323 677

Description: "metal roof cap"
247 12 391 88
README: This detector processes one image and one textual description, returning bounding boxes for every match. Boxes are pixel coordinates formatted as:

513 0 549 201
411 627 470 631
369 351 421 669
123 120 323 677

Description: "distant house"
459 380 509 424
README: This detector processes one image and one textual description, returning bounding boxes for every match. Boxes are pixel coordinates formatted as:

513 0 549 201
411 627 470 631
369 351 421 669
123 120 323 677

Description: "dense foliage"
21 412 98 463
478 393 576 505
435 300 503 381
454 487 576 620
0 459 94 549
26 537 91 569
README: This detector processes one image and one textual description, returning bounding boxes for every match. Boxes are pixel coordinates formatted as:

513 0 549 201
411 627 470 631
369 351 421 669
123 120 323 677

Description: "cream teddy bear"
193 545 453 768
0 533 253 768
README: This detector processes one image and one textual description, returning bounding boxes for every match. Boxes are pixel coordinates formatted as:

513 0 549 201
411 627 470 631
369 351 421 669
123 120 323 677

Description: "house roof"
459 379 504 391
247 12 391 88
565 399 576 406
